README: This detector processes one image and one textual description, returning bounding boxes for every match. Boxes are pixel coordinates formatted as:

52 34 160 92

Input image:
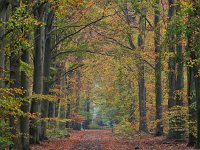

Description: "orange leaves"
68 113 86 123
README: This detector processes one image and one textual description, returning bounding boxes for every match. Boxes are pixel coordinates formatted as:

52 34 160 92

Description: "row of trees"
79 0 200 148
0 0 199 149
0 0 98 149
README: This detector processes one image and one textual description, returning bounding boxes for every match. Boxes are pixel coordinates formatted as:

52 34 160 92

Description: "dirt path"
70 130 104 150
31 130 195 150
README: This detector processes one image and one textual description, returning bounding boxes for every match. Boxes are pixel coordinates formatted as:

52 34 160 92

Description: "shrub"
114 120 136 137
88 122 100 129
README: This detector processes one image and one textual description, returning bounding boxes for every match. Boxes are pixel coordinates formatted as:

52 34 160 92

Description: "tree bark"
9 51 22 150
195 64 200 148
30 2 47 144
20 49 30 150
167 0 177 139
137 58 148 133
0 1 8 88
58 71 67 130
187 64 196 146
40 10 54 141
193 3 200 147
154 0 163 136
137 6 148 133
19 1 32 149
167 0 176 108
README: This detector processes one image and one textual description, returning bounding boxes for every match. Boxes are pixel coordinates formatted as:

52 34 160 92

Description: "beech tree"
0 0 200 149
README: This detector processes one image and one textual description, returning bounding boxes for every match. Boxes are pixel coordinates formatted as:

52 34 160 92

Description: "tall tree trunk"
174 1 185 139
154 0 163 136
167 0 177 139
128 80 135 124
167 0 176 108
9 51 22 150
9 1 23 149
186 1 199 146
58 71 67 130
74 69 81 114
137 57 148 133
187 64 196 146
84 83 91 129
137 7 148 133
73 66 82 130
20 1 31 149
0 1 8 88
193 3 200 147
30 3 47 144
66 73 72 128
195 64 200 148
40 10 54 141
176 38 184 106
20 49 30 150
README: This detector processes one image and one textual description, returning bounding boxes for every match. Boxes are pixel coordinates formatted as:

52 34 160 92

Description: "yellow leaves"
40 117 71 123
0 88 24 96
29 94 63 102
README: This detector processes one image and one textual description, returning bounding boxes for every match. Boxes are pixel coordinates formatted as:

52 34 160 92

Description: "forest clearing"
0 0 200 150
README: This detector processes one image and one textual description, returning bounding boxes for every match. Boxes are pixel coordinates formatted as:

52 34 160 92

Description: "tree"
154 0 163 136
30 1 47 144
40 9 54 141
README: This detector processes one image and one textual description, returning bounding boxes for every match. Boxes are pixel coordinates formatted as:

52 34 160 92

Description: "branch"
93 29 133 50
52 49 114 59
51 12 118 52
0 29 13 41
142 59 155 70
91 29 155 70
50 64 85 86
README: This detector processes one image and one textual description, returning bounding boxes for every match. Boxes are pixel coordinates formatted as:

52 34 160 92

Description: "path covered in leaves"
31 130 195 150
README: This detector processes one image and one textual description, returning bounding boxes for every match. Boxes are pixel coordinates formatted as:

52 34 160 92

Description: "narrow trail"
31 130 195 150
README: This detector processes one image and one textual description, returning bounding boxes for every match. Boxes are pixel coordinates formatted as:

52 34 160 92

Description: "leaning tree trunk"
30 2 47 144
154 0 163 136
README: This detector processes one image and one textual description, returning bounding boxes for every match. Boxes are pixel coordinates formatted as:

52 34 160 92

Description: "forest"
0 0 199 150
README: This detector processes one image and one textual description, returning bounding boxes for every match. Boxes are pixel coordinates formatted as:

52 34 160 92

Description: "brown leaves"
31 130 195 150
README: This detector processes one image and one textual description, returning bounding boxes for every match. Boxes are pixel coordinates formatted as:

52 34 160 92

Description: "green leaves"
20 60 33 77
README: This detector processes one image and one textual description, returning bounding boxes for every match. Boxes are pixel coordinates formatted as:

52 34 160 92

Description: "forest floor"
31 130 195 150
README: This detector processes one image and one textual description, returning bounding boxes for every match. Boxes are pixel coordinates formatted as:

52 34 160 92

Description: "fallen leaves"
31 130 195 150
